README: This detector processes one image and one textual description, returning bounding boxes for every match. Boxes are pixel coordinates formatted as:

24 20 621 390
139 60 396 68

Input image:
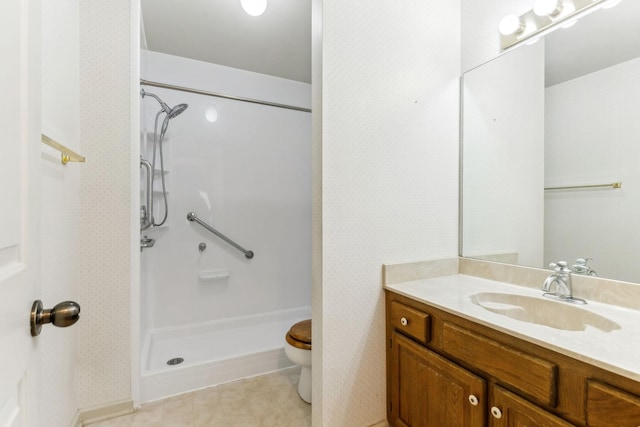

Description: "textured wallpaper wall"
40 0 81 425
77 0 133 409
315 1 461 425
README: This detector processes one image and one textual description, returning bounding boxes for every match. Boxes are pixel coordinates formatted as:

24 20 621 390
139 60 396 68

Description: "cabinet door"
490 386 576 427
587 380 640 427
390 332 486 427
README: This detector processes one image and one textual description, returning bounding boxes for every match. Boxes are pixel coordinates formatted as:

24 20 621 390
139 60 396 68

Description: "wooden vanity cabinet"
491 386 574 427
390 331 486 426
386 291 640 427
586 381 640 427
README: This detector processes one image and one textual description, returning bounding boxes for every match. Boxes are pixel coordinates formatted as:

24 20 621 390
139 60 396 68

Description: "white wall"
40 0 81 425
77 0 135 409
314 1 461 425
140 51 311 330
462 42 545 267
545 57 640 283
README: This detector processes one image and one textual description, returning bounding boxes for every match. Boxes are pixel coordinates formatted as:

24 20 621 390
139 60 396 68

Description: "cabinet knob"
491 406 503 419
400 317 408 326
468 395 479 406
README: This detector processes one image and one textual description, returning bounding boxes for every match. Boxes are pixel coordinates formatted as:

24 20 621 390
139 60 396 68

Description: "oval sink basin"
470 292 621 332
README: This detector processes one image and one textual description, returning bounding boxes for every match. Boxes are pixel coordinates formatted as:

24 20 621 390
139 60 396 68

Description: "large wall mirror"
461 0 640 283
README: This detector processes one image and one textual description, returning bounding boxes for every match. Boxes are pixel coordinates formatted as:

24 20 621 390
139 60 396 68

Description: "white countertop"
385 274 640 382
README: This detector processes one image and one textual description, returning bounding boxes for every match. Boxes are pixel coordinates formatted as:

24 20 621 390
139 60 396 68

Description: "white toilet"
284 319 312 403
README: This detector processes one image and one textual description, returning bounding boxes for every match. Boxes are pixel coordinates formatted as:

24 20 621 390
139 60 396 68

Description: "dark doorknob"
30 300 80 336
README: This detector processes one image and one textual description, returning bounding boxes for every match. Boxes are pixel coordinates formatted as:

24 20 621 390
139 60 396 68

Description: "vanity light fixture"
533 0 564 17
499 0 617 49
499 14 525 36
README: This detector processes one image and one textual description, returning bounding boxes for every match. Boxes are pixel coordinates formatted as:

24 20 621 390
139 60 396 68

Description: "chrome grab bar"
187 212 254 259
140 159 153 231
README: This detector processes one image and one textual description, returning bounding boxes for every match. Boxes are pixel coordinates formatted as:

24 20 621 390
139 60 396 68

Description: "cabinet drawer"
390 301 431 344
587 380 640 427
442 321 557 406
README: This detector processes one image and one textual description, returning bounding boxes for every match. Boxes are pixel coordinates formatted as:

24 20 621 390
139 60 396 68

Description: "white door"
0 0 41 425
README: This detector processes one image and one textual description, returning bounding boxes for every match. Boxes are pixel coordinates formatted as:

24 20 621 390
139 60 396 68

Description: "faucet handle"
549 261 570 273
572 258 597 276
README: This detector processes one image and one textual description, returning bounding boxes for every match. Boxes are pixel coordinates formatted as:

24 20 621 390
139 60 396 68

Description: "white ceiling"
141 0 311 83
141 0 638 88
545 0 640 86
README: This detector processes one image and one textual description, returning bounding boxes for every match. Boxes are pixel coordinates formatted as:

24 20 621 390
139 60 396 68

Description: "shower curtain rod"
140 79 312 113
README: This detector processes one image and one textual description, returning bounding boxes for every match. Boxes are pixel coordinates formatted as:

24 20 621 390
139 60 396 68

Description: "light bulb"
533 0 563 16
499 14 524 36
241 0 267 16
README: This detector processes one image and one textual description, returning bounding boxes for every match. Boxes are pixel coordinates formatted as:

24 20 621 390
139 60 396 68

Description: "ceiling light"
533 0 563 17
499 14 525 36
241 0 267 16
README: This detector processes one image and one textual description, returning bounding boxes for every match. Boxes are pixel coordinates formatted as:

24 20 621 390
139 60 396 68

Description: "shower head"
160 103 189 136
159 103 188 135
141 88 189 118
168 103 188 119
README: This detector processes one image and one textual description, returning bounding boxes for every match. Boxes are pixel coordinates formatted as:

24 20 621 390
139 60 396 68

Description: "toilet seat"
286 319 311 350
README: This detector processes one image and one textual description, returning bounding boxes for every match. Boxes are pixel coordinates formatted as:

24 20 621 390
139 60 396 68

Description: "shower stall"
138 50 312 402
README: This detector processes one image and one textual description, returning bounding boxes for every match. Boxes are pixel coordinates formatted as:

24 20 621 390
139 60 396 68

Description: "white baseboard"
369 421 390 427
69 411 81 427
71 399 135 426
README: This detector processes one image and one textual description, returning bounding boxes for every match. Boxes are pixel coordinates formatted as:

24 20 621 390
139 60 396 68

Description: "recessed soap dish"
199 270 230 281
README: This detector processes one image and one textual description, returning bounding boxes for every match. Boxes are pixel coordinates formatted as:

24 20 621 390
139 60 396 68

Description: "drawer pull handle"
400 317 408 326
491 406 502 419
468 395 479 406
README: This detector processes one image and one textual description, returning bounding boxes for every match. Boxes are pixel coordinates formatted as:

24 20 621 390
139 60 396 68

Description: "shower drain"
167 357 184 366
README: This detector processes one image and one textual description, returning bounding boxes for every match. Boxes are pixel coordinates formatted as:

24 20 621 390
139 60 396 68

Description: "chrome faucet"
542 261 587 304
571 258 597 276
140 235 155 252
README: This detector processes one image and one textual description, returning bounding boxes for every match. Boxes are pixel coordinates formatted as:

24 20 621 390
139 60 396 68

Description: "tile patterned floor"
87 367 311 427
